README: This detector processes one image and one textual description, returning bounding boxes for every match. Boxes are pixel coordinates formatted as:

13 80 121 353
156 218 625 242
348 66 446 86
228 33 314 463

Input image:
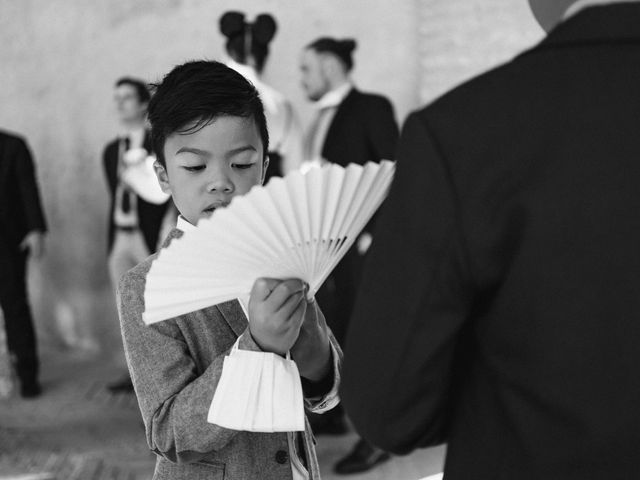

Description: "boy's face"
154 116 267 225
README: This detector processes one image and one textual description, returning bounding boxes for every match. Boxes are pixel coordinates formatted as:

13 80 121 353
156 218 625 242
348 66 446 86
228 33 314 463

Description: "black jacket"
102 132 170 254
0 130 47 248
321 88 398 168
342 5 640 479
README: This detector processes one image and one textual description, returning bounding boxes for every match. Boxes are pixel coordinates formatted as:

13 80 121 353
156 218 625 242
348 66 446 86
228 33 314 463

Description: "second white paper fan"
143 160 395 324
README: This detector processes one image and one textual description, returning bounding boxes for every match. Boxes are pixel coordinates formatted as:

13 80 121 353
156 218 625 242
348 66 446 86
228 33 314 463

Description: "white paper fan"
143 160 395 324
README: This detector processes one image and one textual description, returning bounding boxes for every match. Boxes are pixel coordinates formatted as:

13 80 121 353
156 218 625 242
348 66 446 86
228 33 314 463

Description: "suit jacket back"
343 5 640 479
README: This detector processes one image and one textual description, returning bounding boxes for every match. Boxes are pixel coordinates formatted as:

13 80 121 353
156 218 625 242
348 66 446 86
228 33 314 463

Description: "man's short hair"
307 37 357 72
115 77 151 104
147 60 269 168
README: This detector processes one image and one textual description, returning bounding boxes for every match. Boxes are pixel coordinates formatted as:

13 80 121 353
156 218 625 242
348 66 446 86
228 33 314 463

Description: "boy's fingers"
288 295 308 325
277 290 306 321
267 279 305 309
251 278 282 302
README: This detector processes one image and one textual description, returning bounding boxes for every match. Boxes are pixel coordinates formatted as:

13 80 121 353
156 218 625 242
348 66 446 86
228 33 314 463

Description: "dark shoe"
334 439 391 474
21 381 42 398
107 376 134 393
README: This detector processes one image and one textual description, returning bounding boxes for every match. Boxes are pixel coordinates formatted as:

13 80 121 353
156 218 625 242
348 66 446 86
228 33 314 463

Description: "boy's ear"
153 160 172 194
260 156 270 185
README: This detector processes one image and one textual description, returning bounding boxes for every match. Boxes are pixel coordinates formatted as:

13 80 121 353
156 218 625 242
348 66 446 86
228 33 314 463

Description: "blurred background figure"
0 130 47 398
299 36 399 475
103 77 172 393
219 10 304 182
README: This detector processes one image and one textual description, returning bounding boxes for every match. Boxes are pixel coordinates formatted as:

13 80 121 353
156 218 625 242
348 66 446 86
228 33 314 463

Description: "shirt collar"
313 82 353 110
120 126 146 147
176 215 197 232
564 0 640 19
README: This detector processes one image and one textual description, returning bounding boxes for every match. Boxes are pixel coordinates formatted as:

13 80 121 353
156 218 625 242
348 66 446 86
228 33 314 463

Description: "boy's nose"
205 169 234 193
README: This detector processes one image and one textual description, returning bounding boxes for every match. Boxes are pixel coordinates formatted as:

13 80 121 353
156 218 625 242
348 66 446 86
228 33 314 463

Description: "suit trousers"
108 229 150 290
0 246 38 387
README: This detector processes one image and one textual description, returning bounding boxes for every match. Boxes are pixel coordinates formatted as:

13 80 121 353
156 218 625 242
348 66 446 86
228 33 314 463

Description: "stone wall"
0 0 541 353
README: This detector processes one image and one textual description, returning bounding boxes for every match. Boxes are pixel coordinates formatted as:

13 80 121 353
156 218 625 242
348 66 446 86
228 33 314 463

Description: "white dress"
227 60 304 176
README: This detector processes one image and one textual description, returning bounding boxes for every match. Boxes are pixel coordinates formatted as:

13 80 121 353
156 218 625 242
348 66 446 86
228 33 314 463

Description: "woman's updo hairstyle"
219 11 277 73
306 37 357 72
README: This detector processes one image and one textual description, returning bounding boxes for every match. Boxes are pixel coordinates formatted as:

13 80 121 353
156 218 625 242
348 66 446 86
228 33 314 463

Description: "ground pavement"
0 346 444 480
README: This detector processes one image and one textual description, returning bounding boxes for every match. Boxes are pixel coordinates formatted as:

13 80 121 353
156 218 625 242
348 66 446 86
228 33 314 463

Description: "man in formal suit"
0 130 47 398
300 37 399 474
342 1 640 478
103 77 172 392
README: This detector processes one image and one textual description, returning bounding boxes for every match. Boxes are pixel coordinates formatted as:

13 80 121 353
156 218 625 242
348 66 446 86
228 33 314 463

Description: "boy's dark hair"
115 77 151 104
148 60 269 167
219 11 277 74
306 37 357 72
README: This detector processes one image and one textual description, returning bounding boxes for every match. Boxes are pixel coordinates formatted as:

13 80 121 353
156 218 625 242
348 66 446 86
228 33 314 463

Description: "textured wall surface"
0 0 541 353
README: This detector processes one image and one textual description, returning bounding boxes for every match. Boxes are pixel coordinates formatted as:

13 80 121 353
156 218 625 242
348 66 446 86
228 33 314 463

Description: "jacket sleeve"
341 112 475 454
14 137 47 233
302 326 343 414
117 271 263 464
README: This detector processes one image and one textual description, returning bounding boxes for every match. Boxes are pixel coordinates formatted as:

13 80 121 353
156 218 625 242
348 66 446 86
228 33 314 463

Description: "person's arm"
118 271 262 463
15 137 47 235
292 300 343 414
279 102 305 175
341 112 475 454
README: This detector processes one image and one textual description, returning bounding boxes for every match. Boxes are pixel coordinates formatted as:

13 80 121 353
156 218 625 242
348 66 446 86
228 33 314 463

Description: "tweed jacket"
118 229 342 480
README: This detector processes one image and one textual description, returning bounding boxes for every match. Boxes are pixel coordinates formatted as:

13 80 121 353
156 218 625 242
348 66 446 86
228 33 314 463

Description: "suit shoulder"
103 138 119 154
415 52 537 123
117 252 158 298
0 130 28 148
353 90 393 109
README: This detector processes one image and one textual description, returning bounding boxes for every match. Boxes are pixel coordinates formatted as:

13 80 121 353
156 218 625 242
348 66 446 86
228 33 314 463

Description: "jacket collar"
159 227 247 337
524 3 640 55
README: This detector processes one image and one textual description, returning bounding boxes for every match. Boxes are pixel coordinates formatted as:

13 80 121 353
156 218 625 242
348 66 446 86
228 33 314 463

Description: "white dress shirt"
564 0 640 19
304 82 353 165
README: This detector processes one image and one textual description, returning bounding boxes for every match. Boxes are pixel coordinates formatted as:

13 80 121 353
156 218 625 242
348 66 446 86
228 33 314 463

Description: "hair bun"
219 11 246 38
252 14 277 45
341 39 357 53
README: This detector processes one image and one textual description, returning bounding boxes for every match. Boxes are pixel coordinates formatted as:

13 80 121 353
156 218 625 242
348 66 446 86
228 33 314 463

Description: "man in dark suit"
300 37 399 474
0 130 47 398
342 1 640 478
103 77 172 392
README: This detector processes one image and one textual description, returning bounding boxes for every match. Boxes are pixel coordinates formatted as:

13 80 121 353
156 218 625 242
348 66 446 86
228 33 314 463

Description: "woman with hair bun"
219 11 304 182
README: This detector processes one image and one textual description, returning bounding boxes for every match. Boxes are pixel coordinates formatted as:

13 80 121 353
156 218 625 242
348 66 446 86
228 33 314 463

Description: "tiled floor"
0 347 444 480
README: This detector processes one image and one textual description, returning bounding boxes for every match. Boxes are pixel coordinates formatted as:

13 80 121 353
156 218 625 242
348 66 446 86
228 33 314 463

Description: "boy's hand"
291 298 332 382
248 278 307 356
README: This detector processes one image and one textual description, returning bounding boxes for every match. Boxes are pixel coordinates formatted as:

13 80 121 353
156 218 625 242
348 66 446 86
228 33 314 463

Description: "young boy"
117 61 342 480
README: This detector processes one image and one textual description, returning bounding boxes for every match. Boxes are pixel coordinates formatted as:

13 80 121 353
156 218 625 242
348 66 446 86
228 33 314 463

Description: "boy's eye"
233 163 255 170
183 165 205 172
